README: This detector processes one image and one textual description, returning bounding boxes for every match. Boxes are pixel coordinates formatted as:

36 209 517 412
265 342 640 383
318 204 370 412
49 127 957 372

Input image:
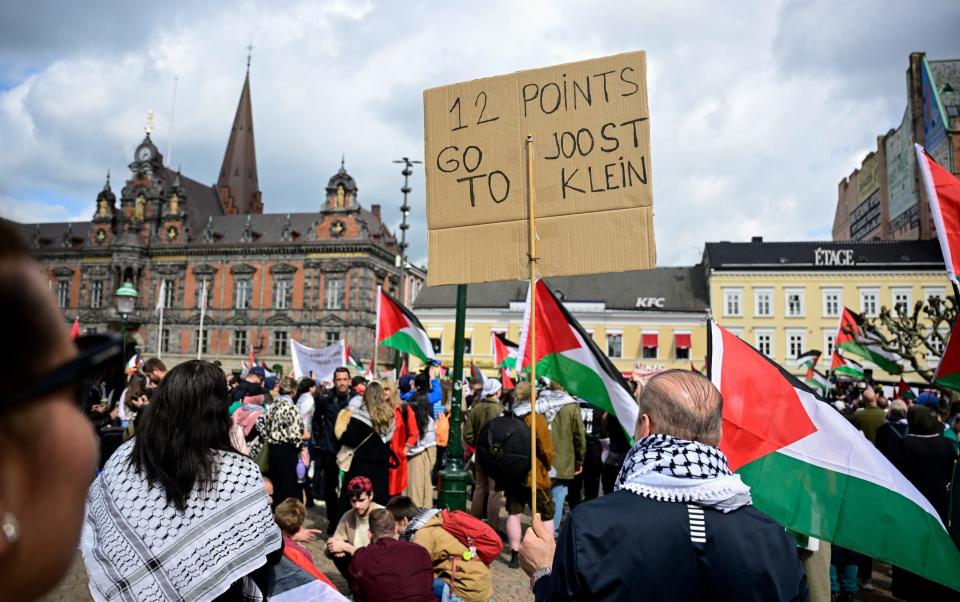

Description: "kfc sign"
636 297 666 308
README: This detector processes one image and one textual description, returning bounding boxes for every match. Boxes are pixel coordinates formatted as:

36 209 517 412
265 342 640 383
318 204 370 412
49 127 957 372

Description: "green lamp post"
115 281 139 363
438 284 469 510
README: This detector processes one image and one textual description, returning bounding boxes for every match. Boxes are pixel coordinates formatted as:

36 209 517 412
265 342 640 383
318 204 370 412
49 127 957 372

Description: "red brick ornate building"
16 69 413 369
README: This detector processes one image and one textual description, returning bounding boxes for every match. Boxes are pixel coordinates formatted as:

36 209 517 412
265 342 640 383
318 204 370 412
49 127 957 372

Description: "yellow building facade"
413 268 710 376
703 238 947 380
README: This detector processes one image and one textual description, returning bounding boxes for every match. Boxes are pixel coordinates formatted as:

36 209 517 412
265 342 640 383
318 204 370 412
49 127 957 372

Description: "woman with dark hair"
337 381 398 513
251 376 306 509
890 404 959 601
82 360 281 601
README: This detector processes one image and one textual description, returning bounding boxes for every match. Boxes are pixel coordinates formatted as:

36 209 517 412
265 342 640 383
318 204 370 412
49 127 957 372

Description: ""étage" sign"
814 248 856 267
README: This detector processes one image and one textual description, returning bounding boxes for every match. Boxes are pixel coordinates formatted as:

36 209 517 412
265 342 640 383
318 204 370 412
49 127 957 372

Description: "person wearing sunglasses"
0 220 120 601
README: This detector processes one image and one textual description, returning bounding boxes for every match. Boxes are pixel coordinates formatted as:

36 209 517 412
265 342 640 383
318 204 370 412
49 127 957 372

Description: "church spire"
217 62 262 214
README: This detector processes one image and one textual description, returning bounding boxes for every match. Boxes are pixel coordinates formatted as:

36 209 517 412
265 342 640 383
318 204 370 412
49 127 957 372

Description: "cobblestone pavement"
42 503 898 601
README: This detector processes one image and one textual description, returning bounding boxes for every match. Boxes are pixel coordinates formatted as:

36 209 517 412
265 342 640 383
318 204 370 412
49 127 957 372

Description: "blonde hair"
363 381 394 436
382 380 399 408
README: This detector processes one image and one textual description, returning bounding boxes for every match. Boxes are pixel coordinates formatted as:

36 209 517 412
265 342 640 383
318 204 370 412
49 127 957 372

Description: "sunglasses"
3 334 123 413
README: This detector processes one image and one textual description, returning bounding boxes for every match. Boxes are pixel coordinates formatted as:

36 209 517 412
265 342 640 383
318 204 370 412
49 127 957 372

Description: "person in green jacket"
465 378 505 528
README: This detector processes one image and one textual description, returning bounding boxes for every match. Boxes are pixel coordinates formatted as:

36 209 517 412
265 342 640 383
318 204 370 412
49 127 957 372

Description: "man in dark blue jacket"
312 366 352 533
520 370 807 601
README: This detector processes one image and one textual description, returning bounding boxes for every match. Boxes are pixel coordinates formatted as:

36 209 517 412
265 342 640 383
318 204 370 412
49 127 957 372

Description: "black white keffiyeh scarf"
81 440 281 601
401 507 441 542
614 434 752 513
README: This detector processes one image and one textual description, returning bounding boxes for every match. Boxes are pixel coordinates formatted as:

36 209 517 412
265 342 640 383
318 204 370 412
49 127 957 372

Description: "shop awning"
674 333 692 350
642 333 659 348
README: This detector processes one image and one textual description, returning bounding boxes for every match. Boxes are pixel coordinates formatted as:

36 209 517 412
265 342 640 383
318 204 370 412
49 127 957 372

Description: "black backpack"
476 412 531 486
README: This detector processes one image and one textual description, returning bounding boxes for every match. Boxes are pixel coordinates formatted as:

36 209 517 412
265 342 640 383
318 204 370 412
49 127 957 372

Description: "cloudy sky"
1 0 958 267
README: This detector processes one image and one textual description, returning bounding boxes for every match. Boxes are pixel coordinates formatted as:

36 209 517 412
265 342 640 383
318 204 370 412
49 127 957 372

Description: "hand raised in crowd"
519 513 555 578
292 527 323 543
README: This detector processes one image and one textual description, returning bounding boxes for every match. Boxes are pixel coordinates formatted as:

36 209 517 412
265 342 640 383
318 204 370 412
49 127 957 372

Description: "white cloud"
0 0 958 269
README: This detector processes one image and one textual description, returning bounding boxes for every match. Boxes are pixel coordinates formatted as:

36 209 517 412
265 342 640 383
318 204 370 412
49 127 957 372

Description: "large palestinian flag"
834 307 901 374
492 332 519 370
376 286 437 364
709 320 960 592
916 143 960 283
518 279 637 437
934 318 960 391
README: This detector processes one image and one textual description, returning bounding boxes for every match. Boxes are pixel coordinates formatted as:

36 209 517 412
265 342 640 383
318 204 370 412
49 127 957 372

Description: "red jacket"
389 404 419 495
349 537 434 602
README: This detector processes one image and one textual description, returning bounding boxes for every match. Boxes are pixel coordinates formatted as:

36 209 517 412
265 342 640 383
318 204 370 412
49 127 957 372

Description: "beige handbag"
336 431 373 472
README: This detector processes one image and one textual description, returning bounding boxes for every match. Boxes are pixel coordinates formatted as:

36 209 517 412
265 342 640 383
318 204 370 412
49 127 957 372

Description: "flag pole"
157 301 164 360
197 278 207 360
525 134 538 517
373 285 382 379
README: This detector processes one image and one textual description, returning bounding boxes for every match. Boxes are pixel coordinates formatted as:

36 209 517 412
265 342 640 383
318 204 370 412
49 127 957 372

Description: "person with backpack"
515 381 585 537
464 378 506 527
394 499 497 602
504 382 554 568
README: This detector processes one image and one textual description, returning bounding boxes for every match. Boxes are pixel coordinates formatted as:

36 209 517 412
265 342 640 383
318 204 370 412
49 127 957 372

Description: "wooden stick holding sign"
526 134 538 516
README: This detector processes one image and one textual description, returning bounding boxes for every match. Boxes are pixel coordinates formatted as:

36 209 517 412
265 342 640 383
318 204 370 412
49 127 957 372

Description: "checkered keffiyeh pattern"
81 440 281 601
618 433 732 481
614 434 752 513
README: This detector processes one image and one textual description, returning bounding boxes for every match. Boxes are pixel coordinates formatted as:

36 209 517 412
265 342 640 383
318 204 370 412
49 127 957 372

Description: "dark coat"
533 490 807 602
229 380 264 405
337 418 397 512
349 537 434 602
313 389 351 454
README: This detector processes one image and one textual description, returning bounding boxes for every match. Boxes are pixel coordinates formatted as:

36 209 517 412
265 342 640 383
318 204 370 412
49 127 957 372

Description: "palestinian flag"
709 320 960 592
493 332 519 370
835 307 901 374
831 351 864 380
518 279 638 437
794 349 821 370
470 361 484 384
804 368 830 393
501 368 515 390
916 143 960 283
345 343 364 372
898 377 918 401
933 318 960 391
125 354 142 374
376 286 437 364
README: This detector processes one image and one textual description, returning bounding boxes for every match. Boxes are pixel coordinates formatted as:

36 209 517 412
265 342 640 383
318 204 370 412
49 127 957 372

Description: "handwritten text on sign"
424 52 655 285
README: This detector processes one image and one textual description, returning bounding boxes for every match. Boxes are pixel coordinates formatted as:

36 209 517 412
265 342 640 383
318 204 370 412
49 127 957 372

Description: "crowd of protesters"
4 207 960 602
820 382 960 601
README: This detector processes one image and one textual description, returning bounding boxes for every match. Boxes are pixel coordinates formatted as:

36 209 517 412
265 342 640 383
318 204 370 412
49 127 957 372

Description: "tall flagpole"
373 285 382 378
197 278 208 360
157 301 165 360
525 134 539 516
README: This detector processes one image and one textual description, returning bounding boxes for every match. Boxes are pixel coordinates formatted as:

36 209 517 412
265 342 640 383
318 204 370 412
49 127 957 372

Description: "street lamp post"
115 281 139 364
392 157 421 305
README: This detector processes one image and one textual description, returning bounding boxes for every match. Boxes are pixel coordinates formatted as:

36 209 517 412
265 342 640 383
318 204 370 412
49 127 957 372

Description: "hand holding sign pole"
526 134 538 516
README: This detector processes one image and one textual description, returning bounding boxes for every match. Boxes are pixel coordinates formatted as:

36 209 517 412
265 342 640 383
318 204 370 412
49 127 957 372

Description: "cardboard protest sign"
424 51 655 286
290 339 345 381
